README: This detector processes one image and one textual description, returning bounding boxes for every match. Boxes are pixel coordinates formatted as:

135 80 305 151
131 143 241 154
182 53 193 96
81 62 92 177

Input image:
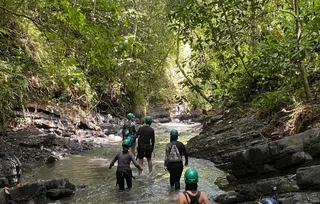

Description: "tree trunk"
175 36 212 104
294 0 312 101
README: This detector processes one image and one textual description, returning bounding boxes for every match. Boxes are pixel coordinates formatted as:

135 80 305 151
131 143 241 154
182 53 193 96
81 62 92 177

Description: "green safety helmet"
170 129 179 136
127 113 135 120
122 138 132 146
184 168 199 183
145 116 152 123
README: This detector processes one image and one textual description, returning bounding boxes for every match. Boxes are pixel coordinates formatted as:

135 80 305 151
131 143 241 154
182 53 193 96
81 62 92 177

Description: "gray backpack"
123 121 134 136
168 143 182 162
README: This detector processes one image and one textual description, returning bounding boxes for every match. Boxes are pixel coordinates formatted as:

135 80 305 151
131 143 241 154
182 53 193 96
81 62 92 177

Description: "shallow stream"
34 123 225 203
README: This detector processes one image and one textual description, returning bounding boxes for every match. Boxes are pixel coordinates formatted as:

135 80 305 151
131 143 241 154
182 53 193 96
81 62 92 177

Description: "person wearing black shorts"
136 116 155 175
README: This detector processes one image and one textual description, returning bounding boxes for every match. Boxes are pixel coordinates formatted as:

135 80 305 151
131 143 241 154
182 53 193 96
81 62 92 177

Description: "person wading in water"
109 138 142 190
164 129 188 190
136 116 155 175
122 113 137 156
178 168 210 204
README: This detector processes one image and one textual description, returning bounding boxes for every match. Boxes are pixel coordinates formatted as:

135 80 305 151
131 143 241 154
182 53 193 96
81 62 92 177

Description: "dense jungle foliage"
1 0 320 130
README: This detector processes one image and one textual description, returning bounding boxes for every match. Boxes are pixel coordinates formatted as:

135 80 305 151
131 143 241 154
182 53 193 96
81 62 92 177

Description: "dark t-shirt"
136 125 155 151
110 151 139 170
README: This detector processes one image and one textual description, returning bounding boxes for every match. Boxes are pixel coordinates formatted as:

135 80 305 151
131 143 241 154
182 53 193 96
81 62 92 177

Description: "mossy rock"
215 176 235 191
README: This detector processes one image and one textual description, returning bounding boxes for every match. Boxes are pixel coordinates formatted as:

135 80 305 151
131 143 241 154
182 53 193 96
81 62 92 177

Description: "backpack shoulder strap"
174 144 181 157
182 192 189 203
195 191 201 203
168 141 175 151
185 191 201 204
172 142 181 157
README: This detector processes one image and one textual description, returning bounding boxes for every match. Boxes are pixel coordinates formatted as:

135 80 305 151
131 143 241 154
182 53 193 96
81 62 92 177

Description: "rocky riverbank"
0 178 84 203
0 107 123 182
187 106 320 203
0 106 127 203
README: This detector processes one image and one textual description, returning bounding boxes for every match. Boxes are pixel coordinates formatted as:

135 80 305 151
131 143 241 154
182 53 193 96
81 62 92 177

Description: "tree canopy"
168 0 320 113
1 0 320 129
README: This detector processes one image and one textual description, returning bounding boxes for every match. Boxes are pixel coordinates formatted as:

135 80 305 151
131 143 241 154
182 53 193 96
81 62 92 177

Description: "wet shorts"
137 145 152 159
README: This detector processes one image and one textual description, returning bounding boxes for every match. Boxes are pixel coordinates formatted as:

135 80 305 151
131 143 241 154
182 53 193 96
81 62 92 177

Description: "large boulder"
46 188 74 200
229 128 319 178
187 115 271 166
7 178 77 203
214 191 248 204
0 153 22 188
235 175 298 200
296 165 320 190
173 110 202 122
42 178 76 191
100 123 120 135
154 117 172 123
0 188 11 204
8 182 47 204
278 192 320 204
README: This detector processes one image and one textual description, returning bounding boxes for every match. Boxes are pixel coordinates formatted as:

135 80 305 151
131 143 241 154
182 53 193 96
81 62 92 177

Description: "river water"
34 122 225 203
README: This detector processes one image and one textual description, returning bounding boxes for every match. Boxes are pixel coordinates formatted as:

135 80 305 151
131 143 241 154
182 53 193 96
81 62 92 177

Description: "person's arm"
182 143 188 166
135 127 140 141
151 130 155 151
132 123 137 135
130 152 142 170
109 153 119 169
132 123 137 142
122 125 126 140
200 192 210 204
164 144 170 167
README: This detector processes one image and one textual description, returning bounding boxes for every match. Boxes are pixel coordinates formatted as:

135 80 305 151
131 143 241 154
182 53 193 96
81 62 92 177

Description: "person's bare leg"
139 158 144 175
131 148 136 156
147 158 153 174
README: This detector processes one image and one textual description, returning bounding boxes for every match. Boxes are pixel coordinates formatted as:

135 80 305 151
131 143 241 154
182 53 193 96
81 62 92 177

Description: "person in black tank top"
182 191 201 204
178 168 210 204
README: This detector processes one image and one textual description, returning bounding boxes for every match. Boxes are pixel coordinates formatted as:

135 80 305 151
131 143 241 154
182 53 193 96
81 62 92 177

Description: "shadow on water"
34 123 225 203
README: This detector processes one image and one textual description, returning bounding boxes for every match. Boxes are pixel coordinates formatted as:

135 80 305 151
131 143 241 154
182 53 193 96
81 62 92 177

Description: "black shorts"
137 146 152 159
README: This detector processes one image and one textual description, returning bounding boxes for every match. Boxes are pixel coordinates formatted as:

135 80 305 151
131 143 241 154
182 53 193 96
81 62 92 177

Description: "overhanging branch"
175 35 212 104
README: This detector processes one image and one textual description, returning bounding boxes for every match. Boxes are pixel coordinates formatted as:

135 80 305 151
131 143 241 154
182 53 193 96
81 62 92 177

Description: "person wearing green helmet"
109 138 143 190
178 168 209 204
164 129 188 190
122 112 137 156
136 116 155 175
259 198 278 204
